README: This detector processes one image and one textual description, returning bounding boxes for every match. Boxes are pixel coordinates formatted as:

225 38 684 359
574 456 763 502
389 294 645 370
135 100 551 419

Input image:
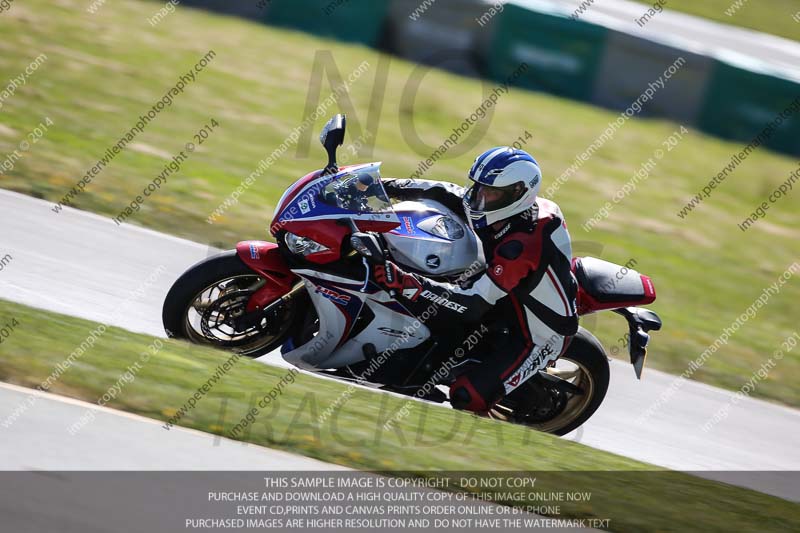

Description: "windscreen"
319 164 392 214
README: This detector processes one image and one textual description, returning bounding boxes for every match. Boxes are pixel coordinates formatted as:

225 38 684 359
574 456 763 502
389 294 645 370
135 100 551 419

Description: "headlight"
427 216 465 240
285 232 329 256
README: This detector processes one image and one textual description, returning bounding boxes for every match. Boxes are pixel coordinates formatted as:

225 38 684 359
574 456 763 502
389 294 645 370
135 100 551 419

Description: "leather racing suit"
383 178 579 412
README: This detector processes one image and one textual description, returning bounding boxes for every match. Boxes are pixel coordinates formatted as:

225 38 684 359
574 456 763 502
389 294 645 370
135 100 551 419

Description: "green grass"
634 0 800 41
0 298 797 532
1 0 799 407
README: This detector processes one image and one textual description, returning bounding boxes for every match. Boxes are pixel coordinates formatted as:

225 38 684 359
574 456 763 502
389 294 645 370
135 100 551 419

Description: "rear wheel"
491 327 610 436
162 251 299 357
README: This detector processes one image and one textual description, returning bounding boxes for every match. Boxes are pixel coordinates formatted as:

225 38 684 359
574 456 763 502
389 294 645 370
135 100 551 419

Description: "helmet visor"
466 182 524 212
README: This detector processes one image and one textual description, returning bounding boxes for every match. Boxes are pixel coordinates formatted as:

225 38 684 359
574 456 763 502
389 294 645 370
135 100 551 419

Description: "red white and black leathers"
381 179 578 412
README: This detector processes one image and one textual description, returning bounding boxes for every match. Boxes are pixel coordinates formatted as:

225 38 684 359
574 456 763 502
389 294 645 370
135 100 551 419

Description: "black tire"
162 250 298 357
495 327 610 437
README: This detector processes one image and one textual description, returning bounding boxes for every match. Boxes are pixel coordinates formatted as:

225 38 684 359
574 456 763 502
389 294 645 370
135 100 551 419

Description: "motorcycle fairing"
281 269 429 370
389 210 454 242
235 241 298 312
384 200 483 277
270 163 400 234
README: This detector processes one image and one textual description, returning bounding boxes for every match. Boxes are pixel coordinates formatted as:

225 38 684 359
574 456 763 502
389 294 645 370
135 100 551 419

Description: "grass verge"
0 298 797 531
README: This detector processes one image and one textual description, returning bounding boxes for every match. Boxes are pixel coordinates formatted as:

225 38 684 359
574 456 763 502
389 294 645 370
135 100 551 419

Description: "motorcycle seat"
574 257 645 303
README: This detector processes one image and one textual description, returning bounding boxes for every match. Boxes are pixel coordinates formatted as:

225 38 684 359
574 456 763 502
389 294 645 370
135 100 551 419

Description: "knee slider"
449 376 488 412
450 385 473 410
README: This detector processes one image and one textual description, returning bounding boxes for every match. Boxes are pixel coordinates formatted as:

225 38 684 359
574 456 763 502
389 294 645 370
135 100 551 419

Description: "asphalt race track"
0 382 344 471
1 190 798 502
544 0 800 79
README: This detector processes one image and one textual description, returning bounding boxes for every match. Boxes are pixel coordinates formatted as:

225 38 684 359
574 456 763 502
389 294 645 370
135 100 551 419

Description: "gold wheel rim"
492 356 595 434
183 275 285 355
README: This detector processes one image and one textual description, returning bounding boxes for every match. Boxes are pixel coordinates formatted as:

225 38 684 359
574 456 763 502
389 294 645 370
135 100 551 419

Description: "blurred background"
1 0 798 407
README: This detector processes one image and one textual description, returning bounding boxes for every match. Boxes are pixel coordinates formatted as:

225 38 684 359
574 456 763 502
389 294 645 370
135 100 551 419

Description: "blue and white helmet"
463 146 542 229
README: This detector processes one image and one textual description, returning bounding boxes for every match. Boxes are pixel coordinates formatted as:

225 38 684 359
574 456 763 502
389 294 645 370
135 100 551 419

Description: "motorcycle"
163 114 662 436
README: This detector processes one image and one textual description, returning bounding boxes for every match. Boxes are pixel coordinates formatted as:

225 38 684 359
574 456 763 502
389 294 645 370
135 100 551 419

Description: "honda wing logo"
425 255 440 269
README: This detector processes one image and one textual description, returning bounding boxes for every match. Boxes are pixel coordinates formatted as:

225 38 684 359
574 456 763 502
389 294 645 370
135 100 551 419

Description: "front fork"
234 281 306 333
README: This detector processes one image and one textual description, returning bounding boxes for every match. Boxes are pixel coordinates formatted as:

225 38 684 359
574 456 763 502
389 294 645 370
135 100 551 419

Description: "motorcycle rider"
379 147 578 414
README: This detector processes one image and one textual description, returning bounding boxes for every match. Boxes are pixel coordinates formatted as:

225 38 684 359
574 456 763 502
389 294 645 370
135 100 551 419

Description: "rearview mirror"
320 114 346 175
320 114 346 147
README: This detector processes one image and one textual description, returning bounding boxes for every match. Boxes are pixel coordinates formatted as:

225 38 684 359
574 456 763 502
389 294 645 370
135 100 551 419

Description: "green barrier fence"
483 4 608 101
264 0 391 48
698 60 800 155
252 0 800 156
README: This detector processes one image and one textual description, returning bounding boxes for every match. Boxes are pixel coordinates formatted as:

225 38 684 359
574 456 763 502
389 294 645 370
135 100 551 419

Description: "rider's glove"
374 260 422 301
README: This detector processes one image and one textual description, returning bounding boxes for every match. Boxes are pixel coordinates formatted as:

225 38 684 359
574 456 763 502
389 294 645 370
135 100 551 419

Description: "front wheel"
162 251 299 357
491 327 610 436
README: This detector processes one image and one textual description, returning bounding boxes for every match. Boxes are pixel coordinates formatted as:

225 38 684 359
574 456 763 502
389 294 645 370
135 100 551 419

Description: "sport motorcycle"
163 114 662 435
